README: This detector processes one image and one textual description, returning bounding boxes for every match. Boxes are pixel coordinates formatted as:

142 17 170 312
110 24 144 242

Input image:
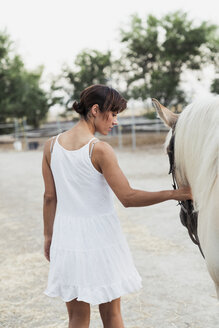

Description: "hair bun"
72 101 85 115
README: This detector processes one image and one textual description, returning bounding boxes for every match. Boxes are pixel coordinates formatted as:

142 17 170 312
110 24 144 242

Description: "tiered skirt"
44 211 142 305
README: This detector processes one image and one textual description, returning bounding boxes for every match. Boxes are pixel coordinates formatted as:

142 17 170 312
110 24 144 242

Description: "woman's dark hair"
72 84 127 119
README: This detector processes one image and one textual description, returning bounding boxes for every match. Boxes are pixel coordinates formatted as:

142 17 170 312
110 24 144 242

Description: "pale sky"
0 0 218 100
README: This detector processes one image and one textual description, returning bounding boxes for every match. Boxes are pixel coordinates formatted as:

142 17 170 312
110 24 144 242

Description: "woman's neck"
74 118 95 136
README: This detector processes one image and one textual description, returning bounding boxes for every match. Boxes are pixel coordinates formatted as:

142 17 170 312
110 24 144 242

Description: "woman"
42 84 192 328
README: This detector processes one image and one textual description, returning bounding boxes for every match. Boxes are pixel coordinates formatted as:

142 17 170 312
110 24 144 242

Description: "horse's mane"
173 96 219 212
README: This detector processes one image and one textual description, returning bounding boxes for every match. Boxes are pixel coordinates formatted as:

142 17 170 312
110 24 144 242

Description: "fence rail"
0 116 169 150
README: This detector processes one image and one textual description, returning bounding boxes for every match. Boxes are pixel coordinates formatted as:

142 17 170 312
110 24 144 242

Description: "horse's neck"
198 176 219 257
174 121 218 212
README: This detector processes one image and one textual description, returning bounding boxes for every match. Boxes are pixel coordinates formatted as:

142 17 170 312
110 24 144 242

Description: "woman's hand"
44 237 52 262
173 186 193 201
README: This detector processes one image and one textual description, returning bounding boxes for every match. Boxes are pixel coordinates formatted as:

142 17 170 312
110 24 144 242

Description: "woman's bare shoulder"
44 136 57 150
94 140 115 156
93 141 118 167
43 136 57 163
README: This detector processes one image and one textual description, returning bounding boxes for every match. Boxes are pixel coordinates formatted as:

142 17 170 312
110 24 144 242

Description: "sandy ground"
0 145 218 328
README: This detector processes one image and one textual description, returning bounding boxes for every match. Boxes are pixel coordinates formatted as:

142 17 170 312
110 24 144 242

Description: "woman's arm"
93 142 192 207
42 139 57 261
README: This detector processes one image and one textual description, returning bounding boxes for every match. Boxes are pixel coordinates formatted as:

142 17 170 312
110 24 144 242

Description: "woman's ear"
90 104 99 117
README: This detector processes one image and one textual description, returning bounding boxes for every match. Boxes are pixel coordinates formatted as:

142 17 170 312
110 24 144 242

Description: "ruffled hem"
44 273 142 305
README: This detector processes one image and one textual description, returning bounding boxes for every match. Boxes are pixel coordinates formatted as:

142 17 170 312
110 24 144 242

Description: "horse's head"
151 99 179 179
152 98 205 258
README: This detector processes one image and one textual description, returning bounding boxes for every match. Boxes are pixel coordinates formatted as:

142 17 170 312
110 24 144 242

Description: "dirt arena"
0 142 218 327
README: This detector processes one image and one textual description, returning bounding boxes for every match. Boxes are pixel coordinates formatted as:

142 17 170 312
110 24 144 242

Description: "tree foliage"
119 11 219 105
211 78 219 94
63 49 112 109
0 31 49 127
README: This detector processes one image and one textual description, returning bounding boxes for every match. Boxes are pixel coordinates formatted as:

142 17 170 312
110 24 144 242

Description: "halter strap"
89 139 100 158
167 126 205 259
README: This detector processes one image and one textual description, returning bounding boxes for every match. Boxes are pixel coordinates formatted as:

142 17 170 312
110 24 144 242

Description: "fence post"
14 118 19 141
56 115 62 133
131 107 136 151
155 118 160 132
118 120 123 149
13 118 22 151
22 117 28 150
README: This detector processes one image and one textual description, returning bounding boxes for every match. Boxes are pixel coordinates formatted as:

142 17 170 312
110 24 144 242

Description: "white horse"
153 96 219 297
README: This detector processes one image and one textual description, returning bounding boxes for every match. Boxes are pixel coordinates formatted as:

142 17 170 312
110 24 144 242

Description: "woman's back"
51 133 114 218
44 131 142 304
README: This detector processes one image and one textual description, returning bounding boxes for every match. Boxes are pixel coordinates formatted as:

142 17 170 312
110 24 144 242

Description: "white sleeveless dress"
44 134 142 305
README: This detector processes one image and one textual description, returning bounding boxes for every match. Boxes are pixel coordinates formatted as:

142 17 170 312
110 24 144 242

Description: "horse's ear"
152 98 179 128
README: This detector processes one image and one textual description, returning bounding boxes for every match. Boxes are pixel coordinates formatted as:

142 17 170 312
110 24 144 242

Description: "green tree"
62 49 112 109
211 78 219 94
0 30 49 127
119 11 219 105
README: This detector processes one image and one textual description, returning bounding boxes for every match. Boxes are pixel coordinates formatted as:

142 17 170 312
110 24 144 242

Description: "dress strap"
89 139 100 158
50 133 61 154
87 137 96 145
50 136 56 154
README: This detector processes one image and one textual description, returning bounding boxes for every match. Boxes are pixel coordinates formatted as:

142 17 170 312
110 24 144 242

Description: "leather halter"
168 126 205 258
